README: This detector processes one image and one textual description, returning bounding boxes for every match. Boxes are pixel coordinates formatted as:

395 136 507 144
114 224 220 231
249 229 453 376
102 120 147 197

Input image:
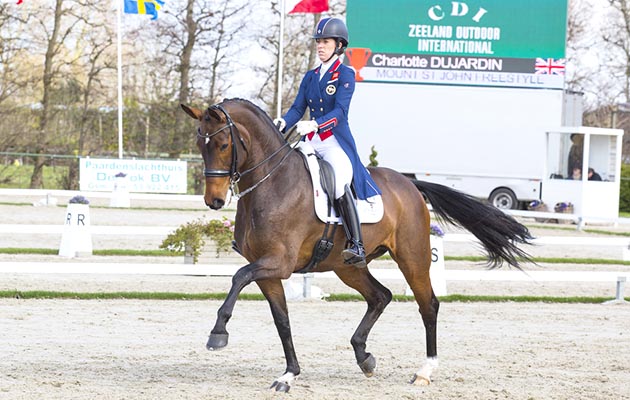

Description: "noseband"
197 102 295 199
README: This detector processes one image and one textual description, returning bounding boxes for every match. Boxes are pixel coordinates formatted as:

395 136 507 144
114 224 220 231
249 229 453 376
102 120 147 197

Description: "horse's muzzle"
205 197 225 210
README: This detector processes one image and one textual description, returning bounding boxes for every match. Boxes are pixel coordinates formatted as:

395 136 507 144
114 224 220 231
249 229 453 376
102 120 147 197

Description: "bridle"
197 104 243 180
197 103 296 199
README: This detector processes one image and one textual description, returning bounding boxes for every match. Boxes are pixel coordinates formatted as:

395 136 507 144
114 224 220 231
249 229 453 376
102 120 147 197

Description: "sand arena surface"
1 299 630 400
1 198 630 398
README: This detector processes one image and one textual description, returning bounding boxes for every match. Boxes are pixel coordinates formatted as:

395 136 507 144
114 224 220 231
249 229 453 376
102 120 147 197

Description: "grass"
375 253 630 266
444 255 630 266
0 164 69 189
0 248 180 257
1 290 624 304
1 291 259 301
3 247 630 265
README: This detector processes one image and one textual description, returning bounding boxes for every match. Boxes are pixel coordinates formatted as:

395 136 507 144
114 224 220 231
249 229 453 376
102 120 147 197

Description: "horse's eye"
220 143 228 151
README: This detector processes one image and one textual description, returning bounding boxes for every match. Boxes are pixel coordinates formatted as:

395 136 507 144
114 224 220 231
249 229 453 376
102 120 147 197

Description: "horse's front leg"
256 279 300 392
207 263 259 350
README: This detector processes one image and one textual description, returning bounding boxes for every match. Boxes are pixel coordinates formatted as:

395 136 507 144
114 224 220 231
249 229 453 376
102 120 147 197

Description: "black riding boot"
336 193 367 268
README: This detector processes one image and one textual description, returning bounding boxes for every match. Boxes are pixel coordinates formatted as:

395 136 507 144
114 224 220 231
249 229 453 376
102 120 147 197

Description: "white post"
59 203 93 258
603 276 629 305
303 273 313 299
276 0 285 119
406 236 447 296
117 0 124 159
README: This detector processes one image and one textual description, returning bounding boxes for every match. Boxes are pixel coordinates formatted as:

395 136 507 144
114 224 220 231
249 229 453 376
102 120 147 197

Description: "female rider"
274 17 381 268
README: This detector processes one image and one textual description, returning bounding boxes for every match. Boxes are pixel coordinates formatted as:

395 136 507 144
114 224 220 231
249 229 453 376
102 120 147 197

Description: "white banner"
79 158 187 193
359 67 564 89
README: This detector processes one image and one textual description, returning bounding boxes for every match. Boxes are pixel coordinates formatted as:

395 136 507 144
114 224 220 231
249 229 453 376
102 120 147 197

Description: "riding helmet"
313 17 349 54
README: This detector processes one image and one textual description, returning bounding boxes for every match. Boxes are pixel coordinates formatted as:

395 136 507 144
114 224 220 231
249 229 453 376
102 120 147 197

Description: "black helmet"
313 17 349 51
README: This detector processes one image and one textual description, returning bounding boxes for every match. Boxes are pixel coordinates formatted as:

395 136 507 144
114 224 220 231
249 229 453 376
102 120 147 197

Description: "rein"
198 103 298 199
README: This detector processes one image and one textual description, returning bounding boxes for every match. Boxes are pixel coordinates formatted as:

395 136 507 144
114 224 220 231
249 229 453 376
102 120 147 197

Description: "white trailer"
350 83 623 219
350 82 564 208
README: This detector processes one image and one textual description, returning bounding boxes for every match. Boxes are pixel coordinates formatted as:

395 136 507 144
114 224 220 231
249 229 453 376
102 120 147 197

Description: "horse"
181 98 533 392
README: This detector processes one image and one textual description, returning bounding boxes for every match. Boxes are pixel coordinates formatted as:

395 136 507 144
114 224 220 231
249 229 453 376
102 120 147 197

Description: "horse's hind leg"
334 268 393 377
401 263 440 385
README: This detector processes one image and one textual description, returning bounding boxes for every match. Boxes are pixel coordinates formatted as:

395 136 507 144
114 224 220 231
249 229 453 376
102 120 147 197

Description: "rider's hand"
296 120 319 136
273 118 286 131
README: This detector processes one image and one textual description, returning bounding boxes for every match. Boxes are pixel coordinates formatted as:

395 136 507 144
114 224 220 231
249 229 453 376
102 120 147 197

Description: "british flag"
534 58 566 75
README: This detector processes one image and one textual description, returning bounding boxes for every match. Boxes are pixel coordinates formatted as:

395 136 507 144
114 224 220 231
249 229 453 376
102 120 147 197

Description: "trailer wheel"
489 188 518 210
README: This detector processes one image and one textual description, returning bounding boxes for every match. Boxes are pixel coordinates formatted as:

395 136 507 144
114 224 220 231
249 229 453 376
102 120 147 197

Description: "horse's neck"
237 145 306 202
232 108 307 198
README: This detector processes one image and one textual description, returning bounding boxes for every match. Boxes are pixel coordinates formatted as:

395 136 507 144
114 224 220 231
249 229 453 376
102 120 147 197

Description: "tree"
577 0 630 154
0 4 28 184
602 0 630 104
25 0 90 188
124 0 252 158
63 1 116 189
565 0 592 95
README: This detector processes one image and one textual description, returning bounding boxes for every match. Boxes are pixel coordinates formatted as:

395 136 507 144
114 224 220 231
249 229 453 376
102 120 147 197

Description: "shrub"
160 217 235 263
368 145 378 167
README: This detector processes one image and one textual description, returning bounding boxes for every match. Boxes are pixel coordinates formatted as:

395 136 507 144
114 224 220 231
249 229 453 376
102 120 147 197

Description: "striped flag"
534 58 565 75
124 0 165 20
286 0 328 14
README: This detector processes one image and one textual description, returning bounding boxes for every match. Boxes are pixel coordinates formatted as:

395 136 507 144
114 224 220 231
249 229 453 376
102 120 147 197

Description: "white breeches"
308 134 353 199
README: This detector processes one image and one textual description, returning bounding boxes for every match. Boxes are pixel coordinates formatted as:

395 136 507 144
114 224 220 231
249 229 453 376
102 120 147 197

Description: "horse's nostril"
210 198 225 210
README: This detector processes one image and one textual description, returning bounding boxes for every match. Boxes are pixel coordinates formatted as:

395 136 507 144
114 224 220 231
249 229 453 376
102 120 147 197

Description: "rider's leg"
336 185 366 267
310 135 366 267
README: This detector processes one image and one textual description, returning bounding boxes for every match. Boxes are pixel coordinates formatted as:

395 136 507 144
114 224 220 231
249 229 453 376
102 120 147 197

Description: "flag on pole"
286 0 328 14
124 0 164 20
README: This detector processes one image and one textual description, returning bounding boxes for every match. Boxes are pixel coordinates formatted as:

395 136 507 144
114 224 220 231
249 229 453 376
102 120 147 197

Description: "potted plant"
160 217 236 264
429 223 444 238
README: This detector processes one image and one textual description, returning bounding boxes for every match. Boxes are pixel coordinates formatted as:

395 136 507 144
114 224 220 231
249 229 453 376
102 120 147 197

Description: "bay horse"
181 98 533 392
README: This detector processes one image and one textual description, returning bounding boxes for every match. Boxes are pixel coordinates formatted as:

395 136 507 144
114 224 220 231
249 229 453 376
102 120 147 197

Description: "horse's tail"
412 179 534 269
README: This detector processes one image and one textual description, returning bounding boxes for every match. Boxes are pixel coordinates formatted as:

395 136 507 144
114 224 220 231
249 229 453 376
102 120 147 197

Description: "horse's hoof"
409 373 431 386
206 333 229 350
270 381 291 392
358 353 376 377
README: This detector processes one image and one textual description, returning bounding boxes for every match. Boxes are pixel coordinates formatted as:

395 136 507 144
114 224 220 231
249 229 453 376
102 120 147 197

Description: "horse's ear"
206 107 222 121
180 104 203 120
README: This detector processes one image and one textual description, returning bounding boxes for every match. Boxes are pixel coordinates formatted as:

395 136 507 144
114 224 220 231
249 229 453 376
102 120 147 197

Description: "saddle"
293 142 383 273
296 142 384 224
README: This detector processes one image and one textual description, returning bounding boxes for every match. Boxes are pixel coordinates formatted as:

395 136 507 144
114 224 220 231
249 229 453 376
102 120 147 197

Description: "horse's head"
181 103 241 210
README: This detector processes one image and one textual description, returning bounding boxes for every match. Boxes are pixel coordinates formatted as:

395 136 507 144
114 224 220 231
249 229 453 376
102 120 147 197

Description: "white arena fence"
0 189 629 301
1 223 629 301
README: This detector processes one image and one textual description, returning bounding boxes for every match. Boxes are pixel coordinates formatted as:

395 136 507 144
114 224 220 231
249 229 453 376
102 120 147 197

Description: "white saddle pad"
297 142 384 224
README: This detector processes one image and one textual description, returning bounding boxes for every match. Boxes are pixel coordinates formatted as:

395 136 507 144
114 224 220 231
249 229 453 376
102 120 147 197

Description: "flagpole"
276 0 285 119
116 0 124 159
